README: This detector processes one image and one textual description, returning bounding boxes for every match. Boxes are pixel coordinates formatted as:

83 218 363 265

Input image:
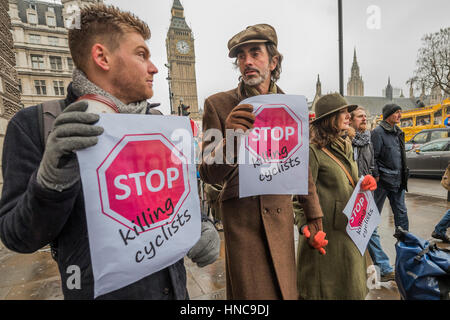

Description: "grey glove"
187 220 221 267
37 100 104 191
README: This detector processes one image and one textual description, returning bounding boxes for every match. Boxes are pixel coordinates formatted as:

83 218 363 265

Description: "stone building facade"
0 0 21 192
8 0 101 108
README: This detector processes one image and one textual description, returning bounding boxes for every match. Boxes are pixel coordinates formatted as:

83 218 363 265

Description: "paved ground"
0 178 448 300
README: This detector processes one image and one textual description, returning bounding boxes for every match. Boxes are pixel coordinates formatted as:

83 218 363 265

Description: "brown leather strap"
322 147 355 188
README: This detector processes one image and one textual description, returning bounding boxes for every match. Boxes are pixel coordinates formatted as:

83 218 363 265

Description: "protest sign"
342 176 381 255
238 94 309 198
77 114 200 298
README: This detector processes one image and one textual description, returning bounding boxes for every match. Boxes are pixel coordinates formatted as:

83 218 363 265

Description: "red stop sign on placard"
96 134 190 233
246 105 302 163
349 193 368 230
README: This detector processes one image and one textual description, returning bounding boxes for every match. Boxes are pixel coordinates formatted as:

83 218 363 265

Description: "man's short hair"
68 4 151 73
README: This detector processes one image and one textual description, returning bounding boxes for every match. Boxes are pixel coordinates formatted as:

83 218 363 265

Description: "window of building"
18 79 22 93
67 58 74 71
31 55 45 69
400 117 413 128
416 115 431 126
47 16 56 27
48 36 59 46
50 56 62 70
29 34 41 44
434 109 442 125
29 4 36 10
28 13 37 24
34 80 47 95
53 81 65 96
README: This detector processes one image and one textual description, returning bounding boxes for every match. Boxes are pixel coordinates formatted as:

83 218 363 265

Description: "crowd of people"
0 3 448 300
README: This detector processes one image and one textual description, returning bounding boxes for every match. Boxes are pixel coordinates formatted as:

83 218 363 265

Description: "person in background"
350 107 395 282
371 105 409 231
433 163 450 243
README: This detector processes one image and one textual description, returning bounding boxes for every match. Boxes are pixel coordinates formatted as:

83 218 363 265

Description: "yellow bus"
376 99 450 142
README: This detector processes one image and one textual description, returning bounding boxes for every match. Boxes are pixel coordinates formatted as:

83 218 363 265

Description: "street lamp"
164 63 175 115
178 97 184 116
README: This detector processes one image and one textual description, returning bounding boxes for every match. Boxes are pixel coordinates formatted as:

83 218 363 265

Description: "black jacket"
371 120 408 192
0 84 188 300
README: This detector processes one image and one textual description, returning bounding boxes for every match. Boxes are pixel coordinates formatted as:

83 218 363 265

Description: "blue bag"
394 227 450 300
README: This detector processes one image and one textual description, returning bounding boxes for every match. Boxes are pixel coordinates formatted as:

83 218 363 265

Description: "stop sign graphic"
246 105 303 163
96 134 190 233
349 193 368 230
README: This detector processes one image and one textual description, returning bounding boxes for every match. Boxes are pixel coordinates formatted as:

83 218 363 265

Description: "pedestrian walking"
432 164 450 243
371 104 409 231
199 24 323 299
0 3 219 300
297 93 375 300
350 107 395 282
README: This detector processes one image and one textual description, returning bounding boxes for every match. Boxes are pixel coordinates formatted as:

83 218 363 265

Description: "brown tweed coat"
199 82 323 300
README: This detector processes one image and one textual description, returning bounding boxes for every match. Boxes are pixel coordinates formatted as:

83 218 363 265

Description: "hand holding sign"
225 104 255 131
343 176 381 255
360 175 377 191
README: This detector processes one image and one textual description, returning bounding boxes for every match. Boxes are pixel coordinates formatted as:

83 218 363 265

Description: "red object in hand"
361 175 377 191
302 226 328 255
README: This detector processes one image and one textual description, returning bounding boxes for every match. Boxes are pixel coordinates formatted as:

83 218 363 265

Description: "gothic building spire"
347 47 364 96
385 77 393 100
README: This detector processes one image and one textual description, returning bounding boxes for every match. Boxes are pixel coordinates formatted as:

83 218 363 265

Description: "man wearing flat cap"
199 24 324 300
371 104 409 278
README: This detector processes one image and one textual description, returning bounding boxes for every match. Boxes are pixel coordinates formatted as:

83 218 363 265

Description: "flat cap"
227 23 277 58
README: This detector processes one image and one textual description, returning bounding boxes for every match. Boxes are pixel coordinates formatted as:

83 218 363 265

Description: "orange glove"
301 219 328 255
361 175 377 191
225 104 255 132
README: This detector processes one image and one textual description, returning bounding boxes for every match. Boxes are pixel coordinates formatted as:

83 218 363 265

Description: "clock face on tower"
176 40 190 54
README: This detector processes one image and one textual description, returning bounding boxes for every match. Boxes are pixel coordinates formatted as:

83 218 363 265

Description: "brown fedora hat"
312 93 358 123
227 24 278 58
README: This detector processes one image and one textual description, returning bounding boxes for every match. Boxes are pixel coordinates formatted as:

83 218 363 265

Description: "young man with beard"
350 107 395 282
0 4 219 299
200 24 324 299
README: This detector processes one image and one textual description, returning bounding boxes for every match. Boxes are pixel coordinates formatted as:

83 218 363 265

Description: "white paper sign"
77 114 201 298
342 176 381 255
238 94 309 198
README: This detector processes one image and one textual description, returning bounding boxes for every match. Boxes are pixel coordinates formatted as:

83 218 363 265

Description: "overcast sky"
94 0 450 115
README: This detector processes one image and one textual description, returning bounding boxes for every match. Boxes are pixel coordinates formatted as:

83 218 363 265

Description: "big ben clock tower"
166 0 200 119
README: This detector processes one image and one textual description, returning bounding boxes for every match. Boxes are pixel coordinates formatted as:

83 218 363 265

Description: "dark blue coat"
0 84 188 300
371 120 408 192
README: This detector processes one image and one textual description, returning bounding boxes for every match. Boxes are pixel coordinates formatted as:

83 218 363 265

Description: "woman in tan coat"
296 93 372 299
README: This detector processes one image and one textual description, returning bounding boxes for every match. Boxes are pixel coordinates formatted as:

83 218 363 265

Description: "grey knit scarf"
71 68 148 114
352 130 371 147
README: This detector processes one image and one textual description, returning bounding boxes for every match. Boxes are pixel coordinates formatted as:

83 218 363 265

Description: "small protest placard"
77 114 200 298
238 94 309 198
342 176 381 255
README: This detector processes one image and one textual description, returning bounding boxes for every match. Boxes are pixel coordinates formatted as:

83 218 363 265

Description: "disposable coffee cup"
77 94 119 114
